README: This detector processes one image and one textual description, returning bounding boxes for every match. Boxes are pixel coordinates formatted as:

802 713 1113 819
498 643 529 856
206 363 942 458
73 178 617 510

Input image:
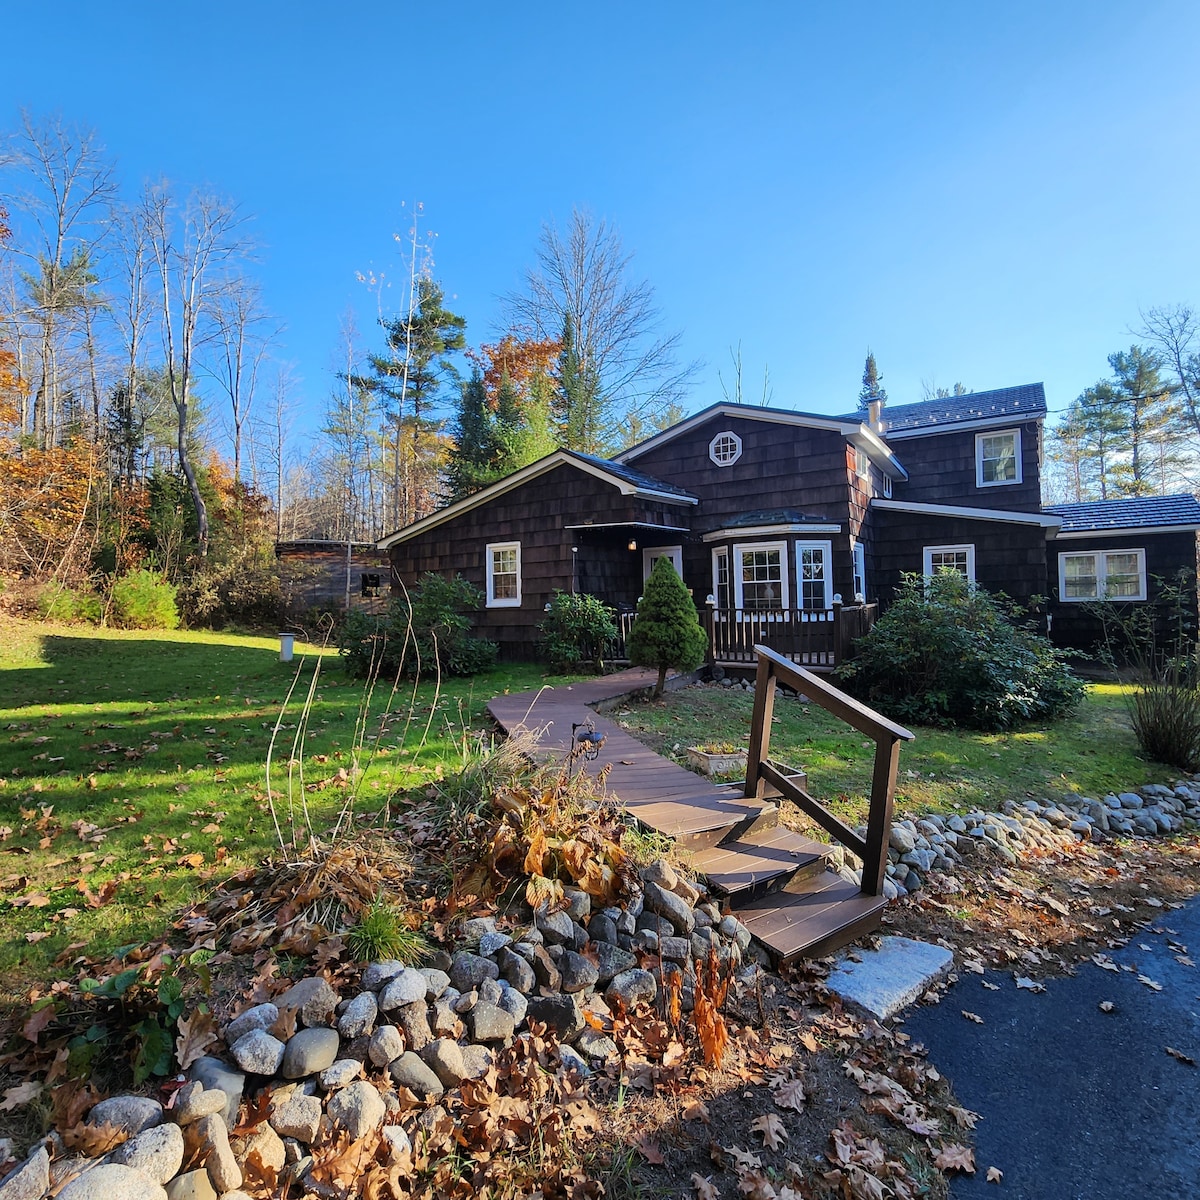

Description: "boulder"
337 992 377 1039
111 1122 184 1184
225 1003 278 1044
389 1052 445 1099
274 977 338 1028
57 1164 166 1200
327 1081 386 1140
229 1029 286 1076
378 969 428 1011
88 1095 162 1136
281 1027 340 1078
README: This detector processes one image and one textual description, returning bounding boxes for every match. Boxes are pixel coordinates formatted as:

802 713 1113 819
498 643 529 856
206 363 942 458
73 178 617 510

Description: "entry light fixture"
627 538 637 551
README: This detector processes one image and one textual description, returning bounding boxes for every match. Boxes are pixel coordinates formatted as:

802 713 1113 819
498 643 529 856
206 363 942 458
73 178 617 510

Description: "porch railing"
608 601 877 668
745 644 913 896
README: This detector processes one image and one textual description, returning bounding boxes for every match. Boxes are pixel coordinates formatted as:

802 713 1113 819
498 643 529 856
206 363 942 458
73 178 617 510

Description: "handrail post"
744 655 776 801
862 735 901 895
832 598 844 665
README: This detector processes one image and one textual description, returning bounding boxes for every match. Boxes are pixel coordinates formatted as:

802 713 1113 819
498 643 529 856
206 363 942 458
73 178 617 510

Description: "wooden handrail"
745 644 914 897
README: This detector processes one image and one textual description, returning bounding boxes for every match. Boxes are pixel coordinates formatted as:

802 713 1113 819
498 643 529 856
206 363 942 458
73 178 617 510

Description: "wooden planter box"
687 747 748 776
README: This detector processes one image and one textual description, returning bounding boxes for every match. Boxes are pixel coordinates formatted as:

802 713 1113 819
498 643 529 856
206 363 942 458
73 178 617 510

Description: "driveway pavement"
902 894 1200 1199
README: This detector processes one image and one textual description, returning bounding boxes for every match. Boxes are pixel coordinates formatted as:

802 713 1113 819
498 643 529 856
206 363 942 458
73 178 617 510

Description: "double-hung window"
1058 549 1146 601
734 542 788 611
923 544 975 582
485 541 521 607
976 429 1022 487
711 548 731 610
852 541 866 603
795 541 833 614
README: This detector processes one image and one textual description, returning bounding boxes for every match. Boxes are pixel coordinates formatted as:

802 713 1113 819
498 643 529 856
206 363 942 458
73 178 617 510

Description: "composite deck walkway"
487 668 886 964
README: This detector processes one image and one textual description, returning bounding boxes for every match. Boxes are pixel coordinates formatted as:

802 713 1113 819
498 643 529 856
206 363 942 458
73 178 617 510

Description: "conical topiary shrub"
626 557 709 698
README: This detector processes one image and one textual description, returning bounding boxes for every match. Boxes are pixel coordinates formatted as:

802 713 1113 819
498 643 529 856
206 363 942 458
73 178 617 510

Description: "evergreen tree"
857 351 888 413
1107 345 1181 496
556 312 604 452
626 557 709 699
443 370 499 501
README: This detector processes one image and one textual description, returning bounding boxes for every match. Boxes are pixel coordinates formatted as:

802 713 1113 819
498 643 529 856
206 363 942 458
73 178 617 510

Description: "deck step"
691 826 831 900
734 872 887 965
623 794 778 848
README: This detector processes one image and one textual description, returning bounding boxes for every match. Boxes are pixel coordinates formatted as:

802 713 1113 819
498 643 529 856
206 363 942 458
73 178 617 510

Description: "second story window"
976 429 1022 487
709 431 742 466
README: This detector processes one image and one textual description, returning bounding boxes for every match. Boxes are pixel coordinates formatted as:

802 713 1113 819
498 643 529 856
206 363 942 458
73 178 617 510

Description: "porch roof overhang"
564 521 692 533
378 450 698 550
1052 524 1200 540
702 522 841 542
871 498 1062 531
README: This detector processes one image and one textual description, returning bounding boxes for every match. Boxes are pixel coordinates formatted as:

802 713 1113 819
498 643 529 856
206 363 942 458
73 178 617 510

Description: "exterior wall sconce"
627 539 638 551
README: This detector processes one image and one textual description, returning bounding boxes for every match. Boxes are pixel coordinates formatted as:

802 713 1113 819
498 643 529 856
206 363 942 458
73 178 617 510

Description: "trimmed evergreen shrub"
340 573 497 679
110 570 180 630
37 584 104 625
626 557 709 698
837 570 1083 731
539 591 618 672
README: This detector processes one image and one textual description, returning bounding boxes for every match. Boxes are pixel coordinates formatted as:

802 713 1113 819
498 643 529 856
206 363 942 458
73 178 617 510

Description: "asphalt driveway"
902 894 1200 1199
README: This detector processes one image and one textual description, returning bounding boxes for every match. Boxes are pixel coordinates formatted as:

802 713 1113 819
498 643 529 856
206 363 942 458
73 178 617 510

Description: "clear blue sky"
5 0 1198 435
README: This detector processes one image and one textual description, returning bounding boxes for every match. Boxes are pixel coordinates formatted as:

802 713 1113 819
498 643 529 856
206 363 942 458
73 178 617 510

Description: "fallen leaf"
987 1166 1004 1183
1014 976 1045 993
772 1077 806 1112
1099 1000 1115 1013
1138 975 1164 992
0 1081 43 1111
722 1145 763 1171
634 1132 665 1164
691 1174 721 1200
751 1113 788 1150
175 1010 218 1071
682 1099 711 1122
1166 1047 1197 1066
961 1011 984 1024
947 1105 980 1129
934 1142 976 1173
981 980 1000 991
1092 954 1120 973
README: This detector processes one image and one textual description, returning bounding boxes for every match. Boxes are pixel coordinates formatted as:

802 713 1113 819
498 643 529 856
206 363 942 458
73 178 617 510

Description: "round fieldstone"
420 1037 467 1087
337 992 377 1039
361 960 405 990
448 951 500 992
592 940 637 983
419 968 451 1000
477 976 504 1006
461 916 496 942
225 1003 278 1045
111 1122 184 1184
498 987 528 1027
525 993 585 1040
327 1080 386 1139
378 968 428 1010
460 1043 493 1079
0 1146 49 1200
319 1058 363 1090
562 888 591 921
187 1057 245 1129
478 931 512 956
576 1029 619 1060
640 858 679 890
559 951 600 993
270 1093 322 1143
57 1163 167 1200
381 1126 412 1164
230 1125 286 1175
389 1051 445 1099
230 1029 286 1076
368 1024 405 1068
164 1168 216 1200
394 1001 433 1051
642 882 695 934
195 1113 240 1194
467 1000 515 1043
172 1082 227 1126
534 907 575 945
281 1027 340 1078
274 977 338 1028
587 913 618 944
88 1095 163 1135
605 968 657 1011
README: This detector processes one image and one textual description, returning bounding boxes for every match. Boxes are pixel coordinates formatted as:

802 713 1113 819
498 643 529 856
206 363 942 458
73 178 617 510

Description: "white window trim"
882 474 893 498
485 541 521 608
1057 548 1147 603
710 547 730 610
852 541 866 603
854 445 870 480
733 540 790 611
642 545 683 582
976 428 1022 488
709 430 742 467
794 540 834 612
923 543 976 583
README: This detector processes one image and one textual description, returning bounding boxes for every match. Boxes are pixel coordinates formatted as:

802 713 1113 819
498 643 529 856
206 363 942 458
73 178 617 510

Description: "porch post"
832 598 843 665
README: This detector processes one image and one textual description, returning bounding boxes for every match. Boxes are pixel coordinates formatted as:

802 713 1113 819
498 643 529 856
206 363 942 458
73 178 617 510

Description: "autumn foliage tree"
627 557 709 698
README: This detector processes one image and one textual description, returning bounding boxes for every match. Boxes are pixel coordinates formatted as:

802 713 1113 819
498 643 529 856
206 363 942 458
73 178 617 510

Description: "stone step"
691 826 832 901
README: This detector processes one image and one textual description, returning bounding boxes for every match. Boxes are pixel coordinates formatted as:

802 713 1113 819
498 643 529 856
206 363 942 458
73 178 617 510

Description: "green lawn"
0 617 573 980
611 680 1170 825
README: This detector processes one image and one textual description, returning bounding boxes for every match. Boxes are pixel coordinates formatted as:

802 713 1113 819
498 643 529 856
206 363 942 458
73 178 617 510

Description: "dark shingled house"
379 385 1200 664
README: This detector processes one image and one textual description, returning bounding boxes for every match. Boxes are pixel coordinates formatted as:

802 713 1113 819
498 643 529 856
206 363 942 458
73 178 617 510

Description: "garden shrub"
340 573 497 679
539 590 618 672
837 570 1083 731
176 549 282 628
110 569 180 630
627 557 709 698
37 583 104 625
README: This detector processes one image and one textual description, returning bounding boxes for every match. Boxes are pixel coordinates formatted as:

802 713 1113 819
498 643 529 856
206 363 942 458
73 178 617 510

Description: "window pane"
491 546 518 599
980 433 1017 483
1103 552 1140 597
1063 555 1097 599
740 549 782 610
799 547 827 609
930 550 968 576
714 550 730 609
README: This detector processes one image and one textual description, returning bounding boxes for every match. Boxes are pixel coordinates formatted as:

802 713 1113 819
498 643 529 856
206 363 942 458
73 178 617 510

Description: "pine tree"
626 557 709 698
444 370 499 501
857 351 888 413
556 313 603 452
1107 346 1182 496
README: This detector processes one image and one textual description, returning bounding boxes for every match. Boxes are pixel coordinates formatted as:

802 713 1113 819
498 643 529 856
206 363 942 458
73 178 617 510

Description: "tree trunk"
655 663 667 699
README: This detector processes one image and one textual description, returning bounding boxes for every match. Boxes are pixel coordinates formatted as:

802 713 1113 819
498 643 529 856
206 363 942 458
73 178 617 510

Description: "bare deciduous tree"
504 207 696 453
1139 305 1200 448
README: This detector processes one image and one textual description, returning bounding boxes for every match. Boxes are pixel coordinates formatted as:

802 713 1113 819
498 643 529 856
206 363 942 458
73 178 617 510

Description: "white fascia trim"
563 521 691 532
884 413 1044 440
378 451 696 549
702 523 841 543
872 498 1061 529
616 404 861 462
847 426 909 480
1053 525 1200 540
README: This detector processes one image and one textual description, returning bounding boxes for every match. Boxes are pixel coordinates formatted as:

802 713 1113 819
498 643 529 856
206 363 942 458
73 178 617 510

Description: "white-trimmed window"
852 541 866 603
485 541 521 607
854 446 870 480
734 541 788 611
976 429 1021 487
795 541 833 612
923 544 976 582
882 474 893 498
709 430 742 467
1058 549 1147 602
643 545 683 583
711 548 731 610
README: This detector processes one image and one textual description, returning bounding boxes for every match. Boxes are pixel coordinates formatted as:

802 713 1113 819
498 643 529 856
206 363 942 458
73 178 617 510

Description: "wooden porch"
610 601 877 672
487 644 912 965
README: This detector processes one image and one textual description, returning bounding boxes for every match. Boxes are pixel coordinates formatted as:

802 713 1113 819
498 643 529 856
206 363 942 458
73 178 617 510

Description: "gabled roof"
848 384 1047 435
377 449 697 550
1045 493 1200 534
614 402 909 479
